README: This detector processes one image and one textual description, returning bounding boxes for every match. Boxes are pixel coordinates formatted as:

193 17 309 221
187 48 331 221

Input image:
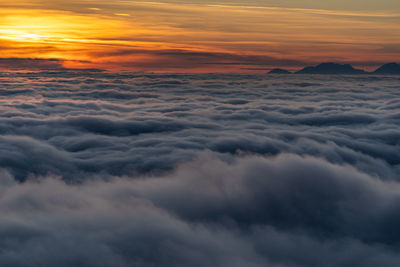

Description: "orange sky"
0 1 399 72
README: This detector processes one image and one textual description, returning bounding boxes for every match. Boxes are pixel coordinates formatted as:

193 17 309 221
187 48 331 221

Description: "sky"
0 0 399 72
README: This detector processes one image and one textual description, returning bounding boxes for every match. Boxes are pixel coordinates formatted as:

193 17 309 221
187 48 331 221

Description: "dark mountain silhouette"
269 68 291 74
296 63 366 74
373 63 400 75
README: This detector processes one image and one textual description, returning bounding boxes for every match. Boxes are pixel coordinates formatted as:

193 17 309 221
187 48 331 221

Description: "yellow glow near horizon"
0 9 137 63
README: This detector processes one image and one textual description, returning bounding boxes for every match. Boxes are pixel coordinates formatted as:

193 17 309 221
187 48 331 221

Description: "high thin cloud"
95 49 311 71
0 58 104 72
0 58 66 71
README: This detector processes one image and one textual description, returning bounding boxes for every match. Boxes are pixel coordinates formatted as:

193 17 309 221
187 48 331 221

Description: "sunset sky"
0 0 399 72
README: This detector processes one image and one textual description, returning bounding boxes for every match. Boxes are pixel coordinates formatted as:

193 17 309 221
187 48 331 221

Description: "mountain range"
269 62 400 75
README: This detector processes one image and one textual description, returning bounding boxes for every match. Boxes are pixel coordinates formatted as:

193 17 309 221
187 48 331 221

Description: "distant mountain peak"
373 63 400 74
296 62 366 75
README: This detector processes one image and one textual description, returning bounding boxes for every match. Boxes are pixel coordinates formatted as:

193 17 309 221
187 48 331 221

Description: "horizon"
0 60 398 74
1 0 399 73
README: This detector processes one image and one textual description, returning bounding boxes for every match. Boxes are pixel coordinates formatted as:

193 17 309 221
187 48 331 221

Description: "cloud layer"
0 72 399 181
0 72 400 265
1 154 400 266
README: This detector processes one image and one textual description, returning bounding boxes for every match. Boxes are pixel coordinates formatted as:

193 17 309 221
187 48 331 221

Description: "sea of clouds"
0 72 399 266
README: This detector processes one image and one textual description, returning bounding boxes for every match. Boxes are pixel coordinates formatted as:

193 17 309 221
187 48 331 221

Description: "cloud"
0 58 104 72
0 73 399 181
0 58 66 71
0 72 399 265
95 48 310 71
1 153 400 266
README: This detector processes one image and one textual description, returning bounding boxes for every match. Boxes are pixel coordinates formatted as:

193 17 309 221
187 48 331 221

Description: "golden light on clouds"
0 1 399 72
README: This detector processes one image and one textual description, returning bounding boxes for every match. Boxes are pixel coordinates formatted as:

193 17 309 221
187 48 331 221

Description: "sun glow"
0 9 133 64
0 30 48 42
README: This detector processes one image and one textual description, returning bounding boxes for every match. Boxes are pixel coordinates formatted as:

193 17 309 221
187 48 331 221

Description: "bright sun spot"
0 29 48 42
